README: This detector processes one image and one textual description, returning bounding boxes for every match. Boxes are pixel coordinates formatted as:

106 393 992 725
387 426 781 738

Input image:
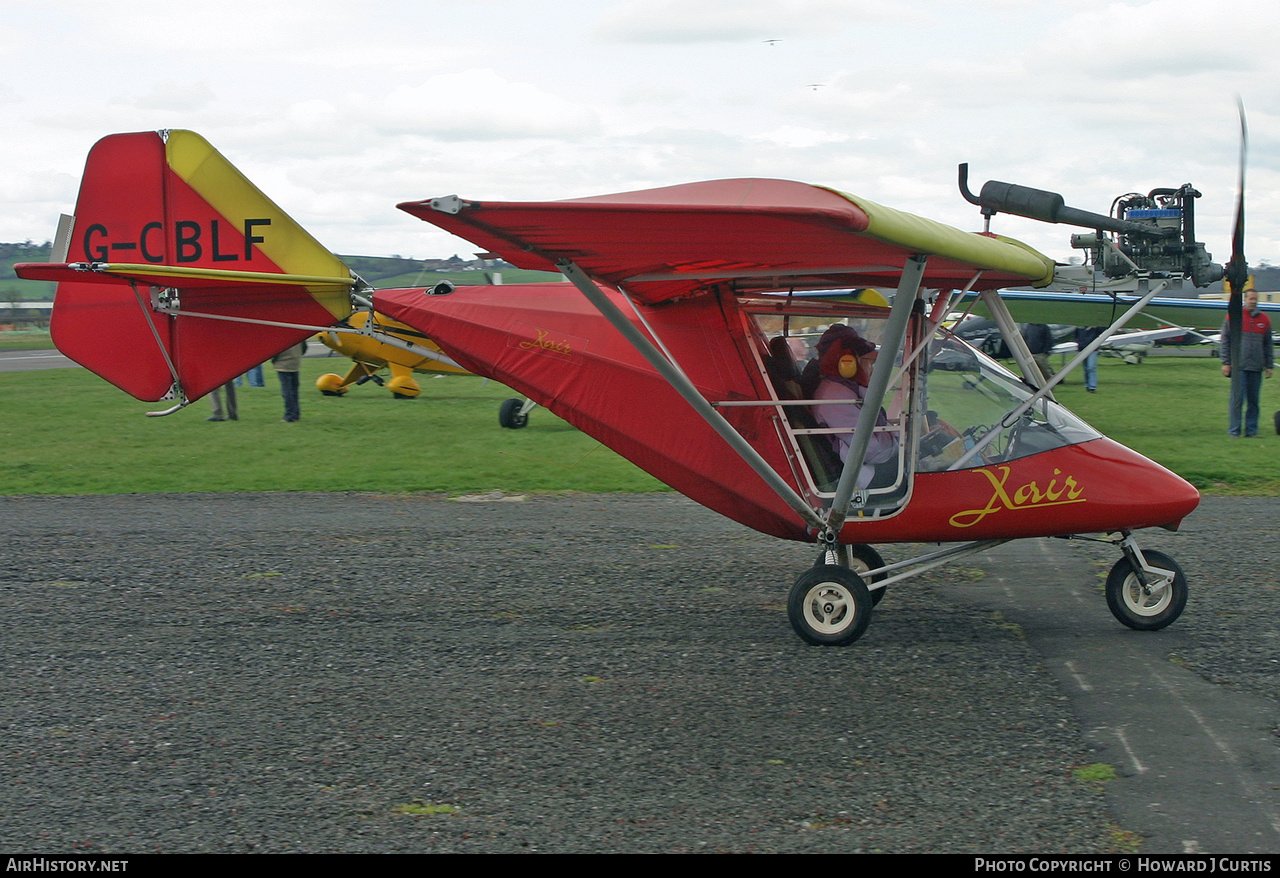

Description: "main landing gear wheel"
849 543 888 607
498 397 529 429
788 565 872 646
816 543 888 606
1105 549 1188 631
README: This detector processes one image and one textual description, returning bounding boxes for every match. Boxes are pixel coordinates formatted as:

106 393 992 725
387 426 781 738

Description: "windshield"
918 332 1101 472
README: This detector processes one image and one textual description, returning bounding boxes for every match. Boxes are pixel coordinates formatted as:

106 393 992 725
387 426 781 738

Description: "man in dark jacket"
1022 323 1055 382
1076 326 1103 393
1221 289 1274 437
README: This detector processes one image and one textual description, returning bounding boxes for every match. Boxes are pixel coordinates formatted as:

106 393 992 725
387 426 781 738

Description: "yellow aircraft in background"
315 306 537 427
315 308 467 399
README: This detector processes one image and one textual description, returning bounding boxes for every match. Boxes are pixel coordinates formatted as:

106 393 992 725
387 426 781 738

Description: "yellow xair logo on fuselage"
509 322 588 364
948 465 1085 528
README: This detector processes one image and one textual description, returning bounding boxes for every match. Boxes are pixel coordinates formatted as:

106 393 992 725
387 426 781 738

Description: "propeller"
1225 99 1248 404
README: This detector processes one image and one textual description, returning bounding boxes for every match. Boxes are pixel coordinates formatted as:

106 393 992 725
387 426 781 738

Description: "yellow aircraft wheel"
316 373 349 396
386 375 421 399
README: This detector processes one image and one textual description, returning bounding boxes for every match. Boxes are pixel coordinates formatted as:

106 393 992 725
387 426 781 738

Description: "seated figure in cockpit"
811 329 898 489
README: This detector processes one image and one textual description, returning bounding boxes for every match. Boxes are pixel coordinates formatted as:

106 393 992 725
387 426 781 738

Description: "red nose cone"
1081 437 1200 532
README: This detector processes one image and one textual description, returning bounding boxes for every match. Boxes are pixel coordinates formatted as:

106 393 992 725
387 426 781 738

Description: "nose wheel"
1105 548 1187 631
788 565 873 646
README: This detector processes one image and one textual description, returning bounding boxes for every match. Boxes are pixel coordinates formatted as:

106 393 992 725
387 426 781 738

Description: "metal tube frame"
156 305 465 371
858 539 1010 593
980 288 1050 393
133 292 464 416
949 280 1167 470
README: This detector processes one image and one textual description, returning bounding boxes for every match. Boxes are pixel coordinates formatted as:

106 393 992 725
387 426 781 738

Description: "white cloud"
129 81 218 113
376 69 601 141
1 0 1278 264
750 126 849 149
593 0 913 43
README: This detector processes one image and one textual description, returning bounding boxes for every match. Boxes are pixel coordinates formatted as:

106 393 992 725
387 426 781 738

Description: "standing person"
272 341 306 423
1221 289 1273 437
207 381 237 421
235 364 265 388
1022 323 1055 383
1076 326 1103 393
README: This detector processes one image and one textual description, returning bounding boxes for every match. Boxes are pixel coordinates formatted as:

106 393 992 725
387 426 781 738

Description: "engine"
1078 184 1222 287
959 165 1224 289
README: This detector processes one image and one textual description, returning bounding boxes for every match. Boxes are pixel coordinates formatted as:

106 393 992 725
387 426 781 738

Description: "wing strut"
823 255 924 538
556 259 827 532
979 289 1052 395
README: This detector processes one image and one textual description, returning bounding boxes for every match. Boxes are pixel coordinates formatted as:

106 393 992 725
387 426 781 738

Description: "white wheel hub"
1120 569 1174 617
802 582 858 634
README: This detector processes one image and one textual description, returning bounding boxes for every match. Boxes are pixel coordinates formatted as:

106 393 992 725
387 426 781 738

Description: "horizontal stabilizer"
17 261 360 292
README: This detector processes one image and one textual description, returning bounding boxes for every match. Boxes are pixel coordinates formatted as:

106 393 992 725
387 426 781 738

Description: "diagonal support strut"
557 259 827 532
823 254 926 537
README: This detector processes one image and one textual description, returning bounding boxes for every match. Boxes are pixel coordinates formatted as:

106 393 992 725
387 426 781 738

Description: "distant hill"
337 254 562 287
339 253 460 283
1 241 55 302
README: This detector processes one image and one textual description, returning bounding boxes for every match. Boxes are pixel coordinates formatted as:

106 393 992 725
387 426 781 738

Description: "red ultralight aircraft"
19 129 1212 646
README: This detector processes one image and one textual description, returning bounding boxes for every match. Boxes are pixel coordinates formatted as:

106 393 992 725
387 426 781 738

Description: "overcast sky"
3 0 1278 272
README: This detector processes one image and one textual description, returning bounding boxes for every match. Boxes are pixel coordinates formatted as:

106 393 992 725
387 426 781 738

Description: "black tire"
1105 550 1187 631
787 565 873 646
498 397 528 429
815 544 888 606
848 543 888 607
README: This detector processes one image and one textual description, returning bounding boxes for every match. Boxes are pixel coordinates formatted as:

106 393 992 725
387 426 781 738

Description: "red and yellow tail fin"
17 130 356 404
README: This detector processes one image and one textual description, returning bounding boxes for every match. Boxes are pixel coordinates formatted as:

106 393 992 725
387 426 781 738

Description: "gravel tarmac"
0 492 1274 854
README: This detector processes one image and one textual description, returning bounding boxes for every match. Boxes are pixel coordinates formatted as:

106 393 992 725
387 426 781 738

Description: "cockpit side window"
747 301 1102 510
748 304 912 507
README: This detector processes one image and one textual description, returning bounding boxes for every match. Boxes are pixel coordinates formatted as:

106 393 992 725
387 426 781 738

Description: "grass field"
0 348 1275 496
0 330 55 351
1047 353 1280 495
0 354 664 495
